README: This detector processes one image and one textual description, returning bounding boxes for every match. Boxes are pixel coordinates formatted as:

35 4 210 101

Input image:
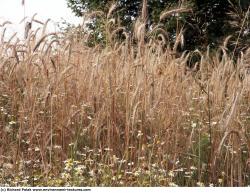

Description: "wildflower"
68 143 74 147
89 170 95 177
138 156 145 160
76 151 86 157
21 179 28 185
9 121 16 125
73 160 81 164
75 165 86 175
53 145 62 150
197 182 204 187
128 162 134 166
174 168 184 172
118 159 126 164
137 130 143 138
185 171 193 176
112 155 119 163
134 171 140 177
3 163 13 169
168 170 175 177
145 170 151 175
35 147 40 152
191 121 197 128
169 182 178 187
80 129 88 136
4 125 11 133
61 172 71 180
24 160 32 165
211 121 217 126
189 108 194 111
190 166 197 170
64 159 73 171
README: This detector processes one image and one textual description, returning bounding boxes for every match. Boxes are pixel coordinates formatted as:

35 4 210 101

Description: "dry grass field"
0 4 250 186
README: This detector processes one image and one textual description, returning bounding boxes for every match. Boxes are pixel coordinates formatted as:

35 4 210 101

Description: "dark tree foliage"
66 0 174 27
66 0 250 51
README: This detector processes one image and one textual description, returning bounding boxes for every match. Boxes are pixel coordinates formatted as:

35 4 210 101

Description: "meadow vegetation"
0 1 250 187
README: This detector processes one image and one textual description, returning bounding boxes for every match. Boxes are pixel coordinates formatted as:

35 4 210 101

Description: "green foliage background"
66 0 250 52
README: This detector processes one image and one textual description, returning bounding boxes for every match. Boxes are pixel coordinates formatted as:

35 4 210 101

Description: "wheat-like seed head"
160 7 192 21
107 3 117 19
223 35 233 49
0 21 12 27
86 11 105 19
142 0 148 22
33 32 57 52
